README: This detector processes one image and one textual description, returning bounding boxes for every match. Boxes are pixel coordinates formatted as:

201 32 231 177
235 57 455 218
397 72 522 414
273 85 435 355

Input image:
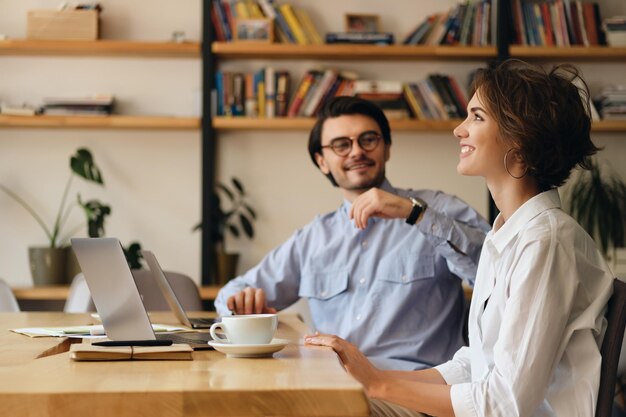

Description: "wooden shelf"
510 46 626 61
0 39 200 57
213 117 626 133
212 42 497 60
0 115 200 129
213 117 464 131
591 120 626 132
12 285 221 301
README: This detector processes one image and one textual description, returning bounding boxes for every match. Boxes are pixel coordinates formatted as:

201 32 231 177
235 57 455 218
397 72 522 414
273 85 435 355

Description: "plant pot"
216 252 239 286
28 247 68 286
65 246 82 282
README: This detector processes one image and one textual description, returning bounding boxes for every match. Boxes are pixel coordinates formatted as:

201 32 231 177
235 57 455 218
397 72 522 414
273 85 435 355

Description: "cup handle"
210 322 229 343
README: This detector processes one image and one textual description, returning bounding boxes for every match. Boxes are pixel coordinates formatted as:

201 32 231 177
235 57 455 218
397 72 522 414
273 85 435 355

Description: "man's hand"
226 287 278 315
349 188 413 230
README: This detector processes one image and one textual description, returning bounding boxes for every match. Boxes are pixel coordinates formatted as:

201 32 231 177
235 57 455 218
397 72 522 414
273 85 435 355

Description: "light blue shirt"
215 179 490 370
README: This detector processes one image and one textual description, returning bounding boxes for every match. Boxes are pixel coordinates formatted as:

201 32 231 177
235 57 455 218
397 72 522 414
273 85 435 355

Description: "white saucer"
209 338 289 358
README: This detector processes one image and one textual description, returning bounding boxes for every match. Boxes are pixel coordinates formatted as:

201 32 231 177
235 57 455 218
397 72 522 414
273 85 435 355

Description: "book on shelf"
245 73 257 117
297 70 323 116
294 7 323 44
354 80 410 119
275 71 291 117
70 343 193 361
513 0 605 46
265 66 276 118
603 16 626 46
272 3 297 43
0 103 38 116
325 32 394 45
279 3 309 45
287 69 319 117
301 68 337 117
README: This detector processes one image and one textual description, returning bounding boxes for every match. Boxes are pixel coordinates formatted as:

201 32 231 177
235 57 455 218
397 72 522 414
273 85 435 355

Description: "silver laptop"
141 250 215 329
71 237 213 349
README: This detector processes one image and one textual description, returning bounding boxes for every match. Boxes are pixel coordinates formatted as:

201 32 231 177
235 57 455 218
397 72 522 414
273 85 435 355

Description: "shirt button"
361 240 368 248
319 290 327 297
401 275 408 282
431 224 438 232
356 314 362 321
359 278 366 284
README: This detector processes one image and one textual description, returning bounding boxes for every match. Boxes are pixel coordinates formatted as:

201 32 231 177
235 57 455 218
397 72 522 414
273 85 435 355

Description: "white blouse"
435 189 614 417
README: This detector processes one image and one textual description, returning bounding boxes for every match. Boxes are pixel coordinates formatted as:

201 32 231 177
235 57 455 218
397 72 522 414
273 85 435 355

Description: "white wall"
1 0 625 287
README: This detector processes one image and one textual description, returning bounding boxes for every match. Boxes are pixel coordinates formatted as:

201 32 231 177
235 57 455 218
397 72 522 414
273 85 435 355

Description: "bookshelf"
0 115 199 129
212 116 626 133
0 40 201 130
509 45 626 60
212 42 497 60
0 39 200 58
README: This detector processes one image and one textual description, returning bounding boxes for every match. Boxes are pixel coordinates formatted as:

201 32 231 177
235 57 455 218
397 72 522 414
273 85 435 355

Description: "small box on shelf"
27 9 99 41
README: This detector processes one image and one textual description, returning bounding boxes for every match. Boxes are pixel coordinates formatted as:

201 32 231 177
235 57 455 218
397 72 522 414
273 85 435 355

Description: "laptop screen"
71 238 156 341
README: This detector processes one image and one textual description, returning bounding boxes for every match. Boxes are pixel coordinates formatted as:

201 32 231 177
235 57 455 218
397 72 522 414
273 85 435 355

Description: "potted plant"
0 148 111 285
195 177 257 284
565 158 626 265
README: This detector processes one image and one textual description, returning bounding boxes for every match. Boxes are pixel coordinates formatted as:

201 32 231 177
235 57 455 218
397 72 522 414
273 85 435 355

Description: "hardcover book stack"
603 16 626 46
403 75 468 120
597 86 626 120
402 0 495 46
211 0 322 45
354 80 409 119
42 94 114 116
511 0 605 46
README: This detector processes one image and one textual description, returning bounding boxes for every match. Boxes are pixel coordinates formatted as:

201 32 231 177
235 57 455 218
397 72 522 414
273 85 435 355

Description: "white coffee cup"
209 314 278 345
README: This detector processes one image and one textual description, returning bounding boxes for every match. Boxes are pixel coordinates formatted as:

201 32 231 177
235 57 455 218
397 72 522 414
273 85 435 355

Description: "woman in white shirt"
305 59 615 417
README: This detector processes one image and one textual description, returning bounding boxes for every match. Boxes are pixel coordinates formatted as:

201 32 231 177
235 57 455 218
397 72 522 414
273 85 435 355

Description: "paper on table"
10 324 188 338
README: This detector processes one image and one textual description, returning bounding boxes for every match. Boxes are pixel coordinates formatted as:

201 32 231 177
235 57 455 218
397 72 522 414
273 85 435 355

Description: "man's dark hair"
308 96 392 186
471 59 600 191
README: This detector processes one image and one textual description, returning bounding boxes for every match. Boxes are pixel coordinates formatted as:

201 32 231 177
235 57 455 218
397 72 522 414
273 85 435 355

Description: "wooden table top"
0 312 368 417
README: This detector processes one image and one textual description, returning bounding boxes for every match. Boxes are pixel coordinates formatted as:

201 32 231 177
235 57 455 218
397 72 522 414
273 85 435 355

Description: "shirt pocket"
298 269 349 300
375 255 435 284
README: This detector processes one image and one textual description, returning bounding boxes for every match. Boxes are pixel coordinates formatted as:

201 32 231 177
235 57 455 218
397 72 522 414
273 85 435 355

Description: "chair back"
0 279 19 312
597 279 626 417
132 269 203 311
65 270 202 313
64 274 95 313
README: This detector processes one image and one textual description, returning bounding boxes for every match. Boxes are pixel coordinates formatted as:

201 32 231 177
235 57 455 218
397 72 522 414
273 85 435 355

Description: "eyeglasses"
320 131 383 157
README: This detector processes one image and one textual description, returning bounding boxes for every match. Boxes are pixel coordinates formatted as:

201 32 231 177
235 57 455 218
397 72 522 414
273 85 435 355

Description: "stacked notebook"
70 343 193 361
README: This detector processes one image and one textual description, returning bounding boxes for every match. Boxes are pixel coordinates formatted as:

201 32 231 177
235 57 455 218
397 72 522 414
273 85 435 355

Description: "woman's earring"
504 149 528 179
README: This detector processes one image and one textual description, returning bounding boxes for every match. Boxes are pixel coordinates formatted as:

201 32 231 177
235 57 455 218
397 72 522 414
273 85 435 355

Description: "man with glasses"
215 96 489 370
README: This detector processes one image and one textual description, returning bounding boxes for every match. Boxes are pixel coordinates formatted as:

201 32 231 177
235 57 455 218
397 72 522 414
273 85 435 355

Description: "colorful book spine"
265 66 276 118
275 71 290 117
287 71 316 117
302 69 337 117
214 0 232 41
403 84 425 120
279 4 309 45
294 7 323 45
245 73 257 117
273 5 297 43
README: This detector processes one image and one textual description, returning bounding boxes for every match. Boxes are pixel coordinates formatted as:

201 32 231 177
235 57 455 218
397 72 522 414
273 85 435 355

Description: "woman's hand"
304 333 387 396
349 188 412 230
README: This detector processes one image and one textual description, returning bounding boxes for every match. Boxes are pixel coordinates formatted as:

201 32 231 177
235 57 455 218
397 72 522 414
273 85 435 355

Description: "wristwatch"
405 197 427 225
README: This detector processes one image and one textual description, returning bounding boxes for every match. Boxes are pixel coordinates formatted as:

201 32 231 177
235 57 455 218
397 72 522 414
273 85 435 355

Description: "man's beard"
339 168 386 192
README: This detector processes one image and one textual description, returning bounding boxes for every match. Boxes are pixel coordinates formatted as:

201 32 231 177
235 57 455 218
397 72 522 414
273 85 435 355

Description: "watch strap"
405 197 426 225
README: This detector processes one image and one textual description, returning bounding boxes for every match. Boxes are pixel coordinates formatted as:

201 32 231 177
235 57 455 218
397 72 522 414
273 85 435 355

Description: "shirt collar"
489 189 562 254
340 179 395 221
